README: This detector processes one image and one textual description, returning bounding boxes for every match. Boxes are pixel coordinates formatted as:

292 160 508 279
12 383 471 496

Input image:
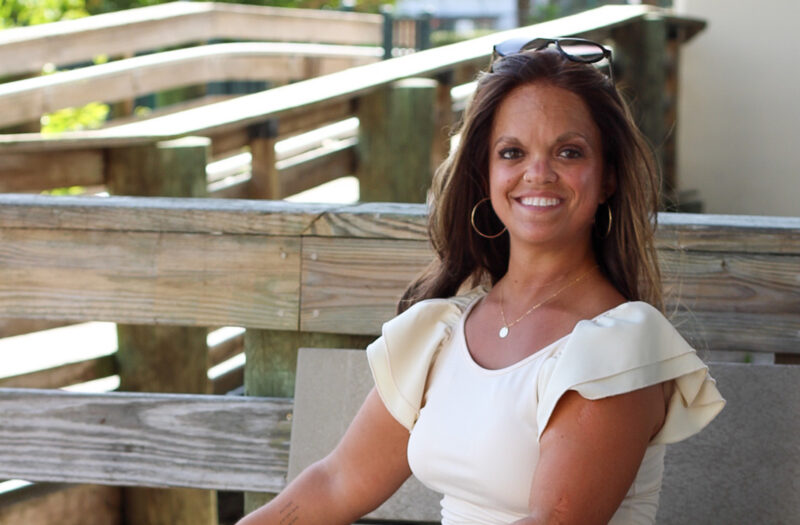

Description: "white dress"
366 290 725 525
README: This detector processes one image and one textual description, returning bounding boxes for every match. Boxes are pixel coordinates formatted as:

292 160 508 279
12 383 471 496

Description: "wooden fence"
0 194 798 524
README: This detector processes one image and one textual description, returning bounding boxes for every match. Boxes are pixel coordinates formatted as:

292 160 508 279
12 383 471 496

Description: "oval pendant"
499 326 509 338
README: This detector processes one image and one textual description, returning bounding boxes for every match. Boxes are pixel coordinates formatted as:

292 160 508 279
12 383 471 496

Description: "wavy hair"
399 48 662 313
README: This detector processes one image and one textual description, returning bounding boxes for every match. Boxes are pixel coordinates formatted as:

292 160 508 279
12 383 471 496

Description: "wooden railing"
0 2 383 78
0 194 796 357
0 194 798 523
0 5 706 203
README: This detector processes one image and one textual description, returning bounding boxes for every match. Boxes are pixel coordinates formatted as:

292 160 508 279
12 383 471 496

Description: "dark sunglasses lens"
493 37 537 58
557 39 607 62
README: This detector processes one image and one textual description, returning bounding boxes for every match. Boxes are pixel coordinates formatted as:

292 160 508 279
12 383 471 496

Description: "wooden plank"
0 196 797 249
0 150 103 192
0 6 656 151
277 139 356 197
661 250 800 315
657 212 800 254
209 332 244 368
0 355 116 389
0 194 329 237
0 388 292 493
0 228 300 329
0 3 382 77
276 101 354 138
0 319 70 338
0 484 121 525
668 310 800 355
0 43 380 129
299 237 433 335
300 201 428 239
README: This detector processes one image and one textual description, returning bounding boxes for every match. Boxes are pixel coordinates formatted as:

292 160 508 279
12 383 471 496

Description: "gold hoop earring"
603 204 613 238
470 197 507 239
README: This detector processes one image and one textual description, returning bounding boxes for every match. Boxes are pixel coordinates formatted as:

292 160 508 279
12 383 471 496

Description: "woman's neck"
501 241 597 299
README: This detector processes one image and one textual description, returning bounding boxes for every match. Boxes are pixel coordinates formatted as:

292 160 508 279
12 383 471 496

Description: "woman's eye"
558 147 583 159
499 147 523 160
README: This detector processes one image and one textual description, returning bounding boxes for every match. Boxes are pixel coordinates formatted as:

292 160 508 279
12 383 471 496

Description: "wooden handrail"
0 5 705 153
0 194 797 354
0 43 381 129
0 2 382 77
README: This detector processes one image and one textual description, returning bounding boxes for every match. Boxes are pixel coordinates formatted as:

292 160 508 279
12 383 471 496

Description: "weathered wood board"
0 388 292 493
0 227 300 329
0 195 797 353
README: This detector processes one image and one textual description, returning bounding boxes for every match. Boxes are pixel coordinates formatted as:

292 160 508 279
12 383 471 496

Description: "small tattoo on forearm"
279 500 300 524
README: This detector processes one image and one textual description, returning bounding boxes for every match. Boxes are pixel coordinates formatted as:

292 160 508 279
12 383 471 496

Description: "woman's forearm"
236 459 353 525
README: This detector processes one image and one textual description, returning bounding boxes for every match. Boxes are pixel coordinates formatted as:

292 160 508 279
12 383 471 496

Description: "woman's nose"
523 158 556 184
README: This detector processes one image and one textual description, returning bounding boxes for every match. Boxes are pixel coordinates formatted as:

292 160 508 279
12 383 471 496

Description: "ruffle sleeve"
536 302 725 445
366 293 480 431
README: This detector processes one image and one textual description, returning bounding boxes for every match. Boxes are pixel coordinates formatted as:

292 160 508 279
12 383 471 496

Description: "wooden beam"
0 388 292 493
0 150 103 193
0 484 121 525
277 139 356 197
0 43 380 129
0 3 382 77
0 355 116 389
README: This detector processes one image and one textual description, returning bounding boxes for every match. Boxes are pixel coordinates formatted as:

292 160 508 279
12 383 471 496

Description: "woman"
238 38 724 525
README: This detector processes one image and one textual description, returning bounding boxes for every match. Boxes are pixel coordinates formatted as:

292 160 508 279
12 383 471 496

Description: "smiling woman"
237 41 725 525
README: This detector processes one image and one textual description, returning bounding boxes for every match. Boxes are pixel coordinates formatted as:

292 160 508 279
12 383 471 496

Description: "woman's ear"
602 168 617 202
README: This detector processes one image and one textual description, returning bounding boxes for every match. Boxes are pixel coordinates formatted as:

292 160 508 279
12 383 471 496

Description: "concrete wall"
675 0 799 216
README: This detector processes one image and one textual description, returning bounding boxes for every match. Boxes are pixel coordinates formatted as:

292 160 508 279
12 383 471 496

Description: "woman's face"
488 82 609 252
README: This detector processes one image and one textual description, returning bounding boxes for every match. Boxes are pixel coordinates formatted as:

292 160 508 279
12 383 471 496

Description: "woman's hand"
236 387 412 525
521 384 666 524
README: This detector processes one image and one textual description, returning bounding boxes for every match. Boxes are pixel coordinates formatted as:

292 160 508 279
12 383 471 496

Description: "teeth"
520 196 560 207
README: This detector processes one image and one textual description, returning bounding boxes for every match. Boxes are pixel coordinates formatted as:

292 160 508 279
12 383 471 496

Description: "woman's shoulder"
536 300 725 444
365 287 487 431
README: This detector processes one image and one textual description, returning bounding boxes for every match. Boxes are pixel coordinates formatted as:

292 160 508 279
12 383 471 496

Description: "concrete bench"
289 347 800 524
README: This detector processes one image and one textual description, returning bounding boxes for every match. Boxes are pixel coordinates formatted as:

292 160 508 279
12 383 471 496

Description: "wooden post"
242 330 374 513
613 15 670 198
106 137 217 525
432 72 455 176
248 120 280 199
356 78 437 203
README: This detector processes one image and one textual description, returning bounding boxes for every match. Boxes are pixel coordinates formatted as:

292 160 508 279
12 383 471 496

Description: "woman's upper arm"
321 385 412 518
527 384 666 524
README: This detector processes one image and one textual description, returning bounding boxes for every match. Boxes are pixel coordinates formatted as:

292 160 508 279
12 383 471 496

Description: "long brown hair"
399 48 662 313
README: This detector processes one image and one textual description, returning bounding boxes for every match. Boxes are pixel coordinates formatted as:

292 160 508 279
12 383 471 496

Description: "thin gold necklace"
498 265 597 339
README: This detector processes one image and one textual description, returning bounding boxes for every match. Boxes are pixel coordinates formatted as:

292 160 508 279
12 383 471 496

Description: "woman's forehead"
491 83 600 141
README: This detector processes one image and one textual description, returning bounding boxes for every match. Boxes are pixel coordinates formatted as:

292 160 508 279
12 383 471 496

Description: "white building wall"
675 0 800 216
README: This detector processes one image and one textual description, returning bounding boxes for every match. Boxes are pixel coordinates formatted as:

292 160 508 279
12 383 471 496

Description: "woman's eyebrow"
492 135 522 148
555 131 590 143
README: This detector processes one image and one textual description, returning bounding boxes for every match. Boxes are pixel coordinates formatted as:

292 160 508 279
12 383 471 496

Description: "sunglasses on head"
490 36 614 82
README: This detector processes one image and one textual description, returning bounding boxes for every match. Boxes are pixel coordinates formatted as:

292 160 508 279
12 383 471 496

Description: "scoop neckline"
459 294 633 374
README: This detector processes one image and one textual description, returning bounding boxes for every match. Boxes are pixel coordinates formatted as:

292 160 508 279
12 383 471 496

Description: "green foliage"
41 185 87 195
40 102 109 134
0 0 88 28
